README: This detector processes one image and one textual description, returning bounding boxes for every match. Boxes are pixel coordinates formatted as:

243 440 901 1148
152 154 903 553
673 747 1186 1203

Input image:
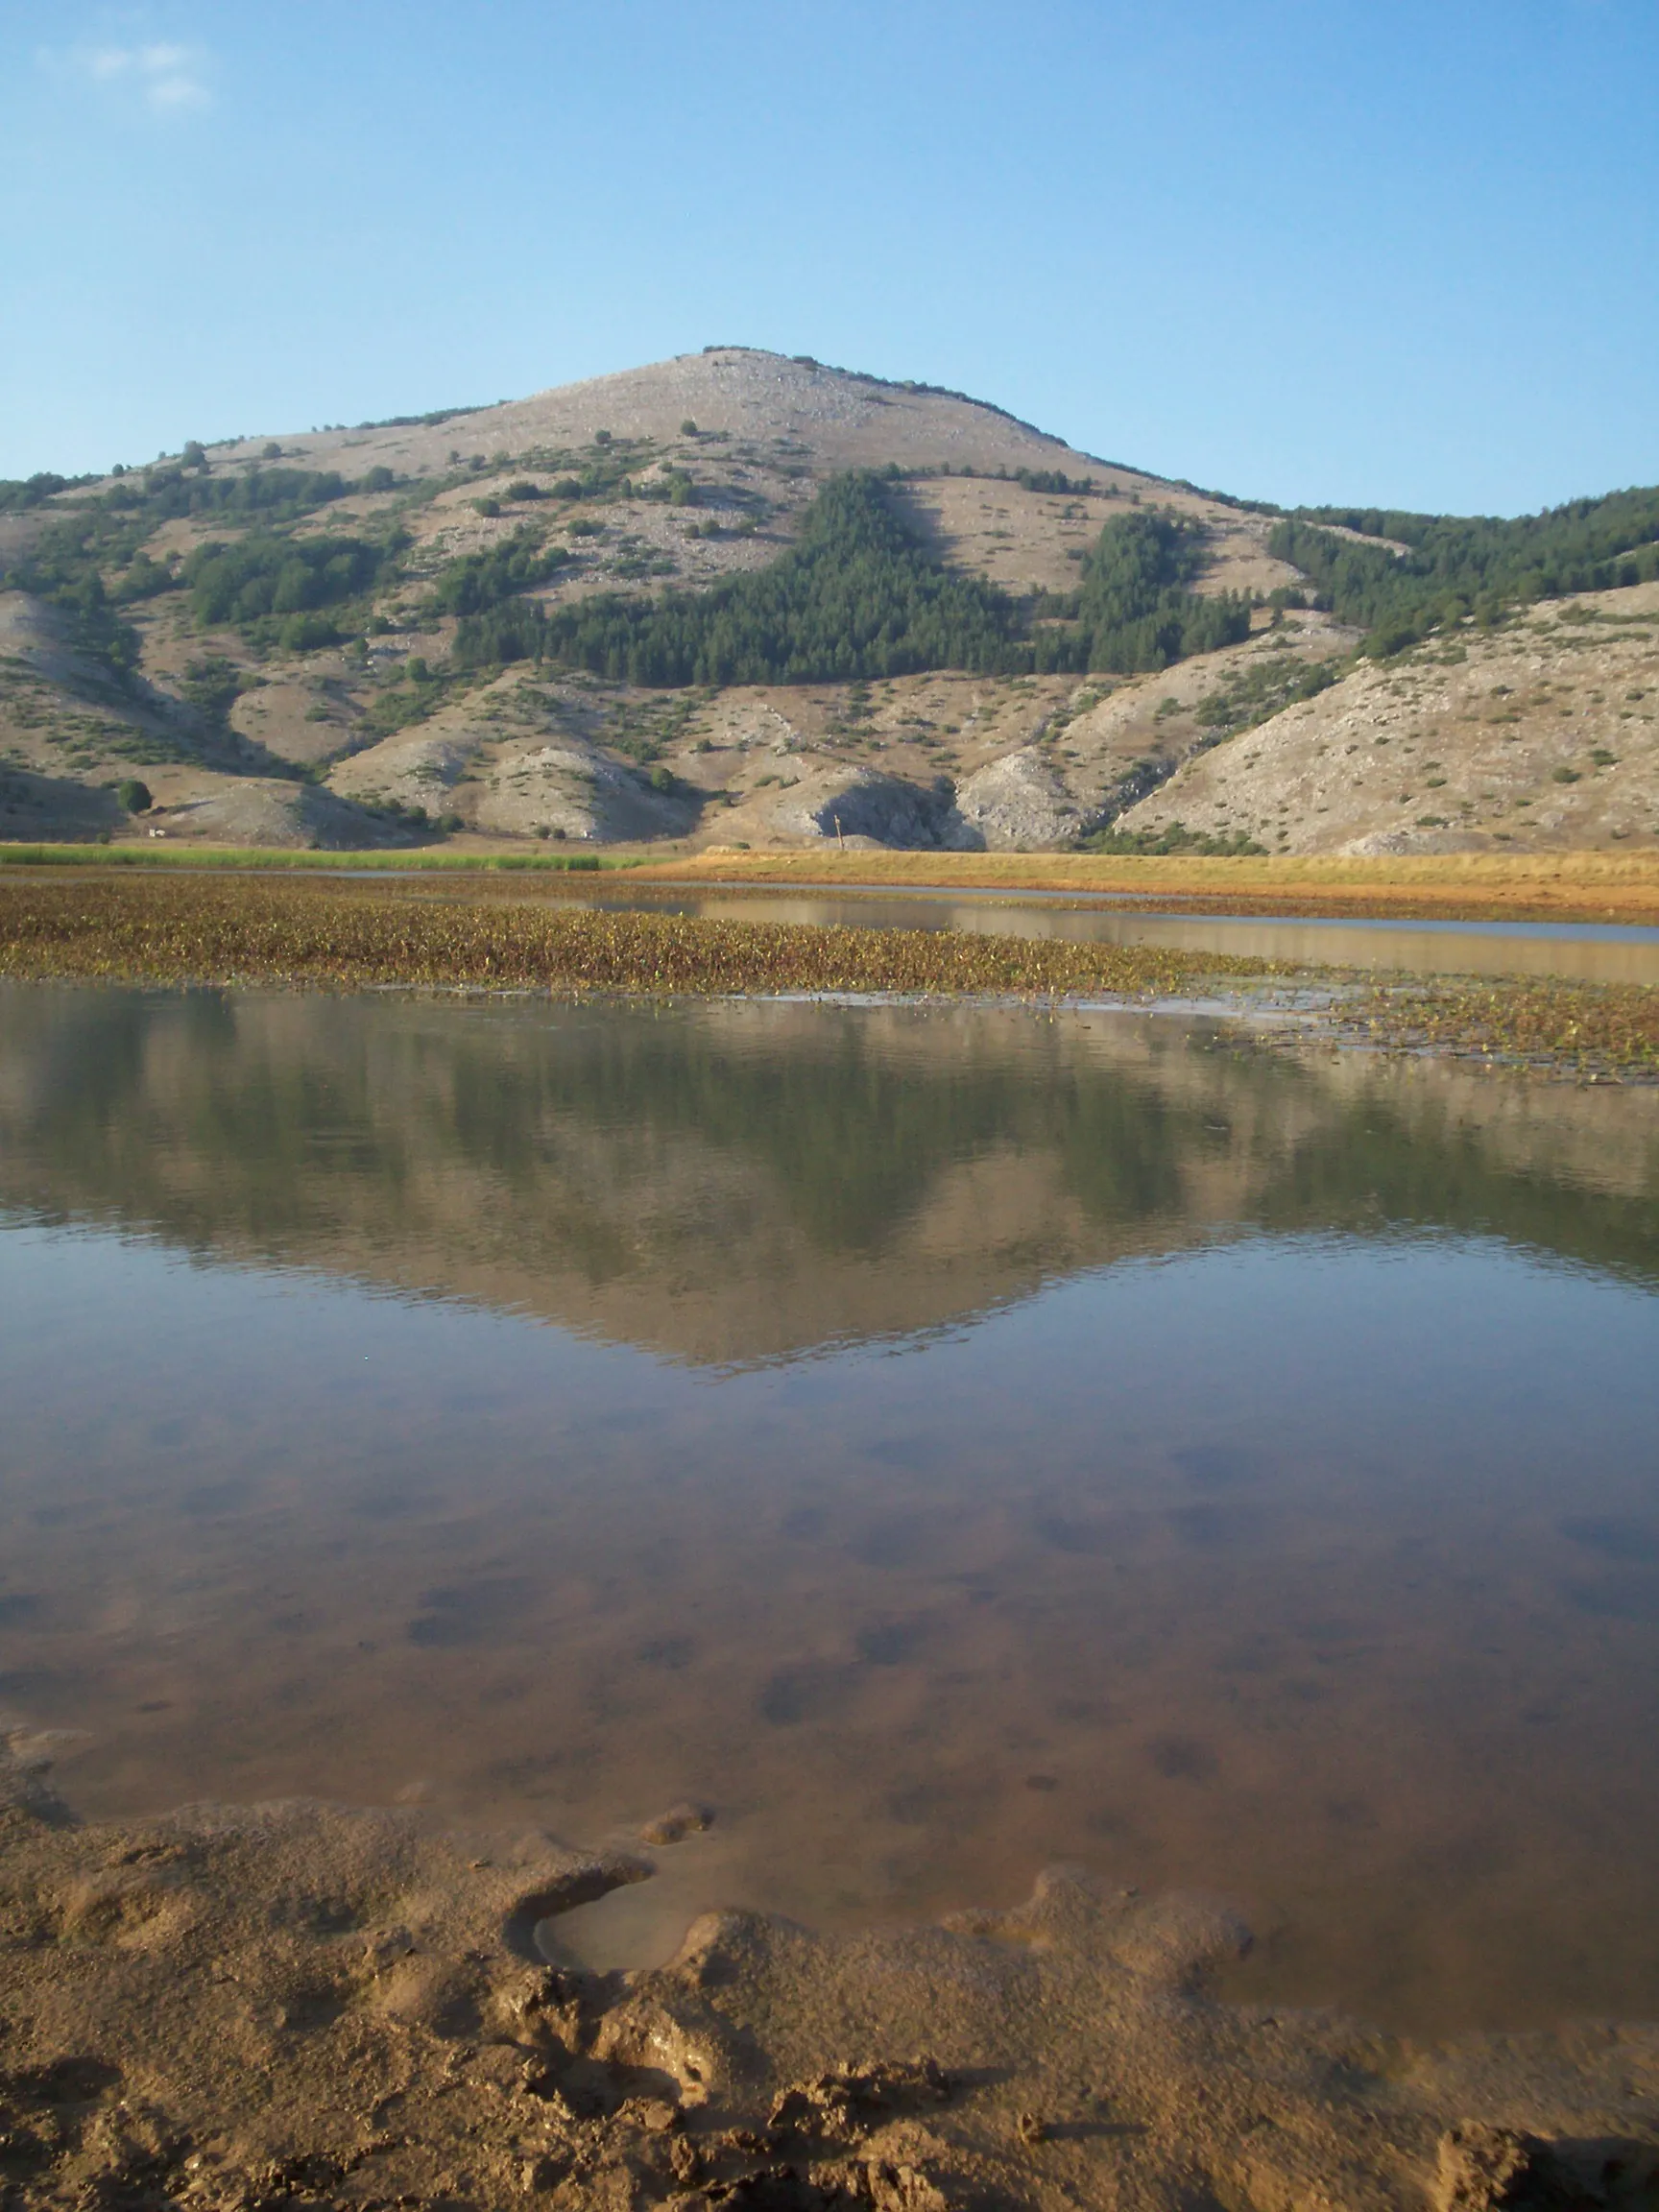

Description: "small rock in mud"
669 2131 704 2183
1435 2126 1588 2212
867 2162 952 2212
620 2094 683 2133
640 1800 715 1846
770 2059 950 2140
522 2149 571 2191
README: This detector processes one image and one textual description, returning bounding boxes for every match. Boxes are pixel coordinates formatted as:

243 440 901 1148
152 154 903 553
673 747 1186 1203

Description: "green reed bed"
1356 977 1659 1076
0 877 1275 998
0 843 630 873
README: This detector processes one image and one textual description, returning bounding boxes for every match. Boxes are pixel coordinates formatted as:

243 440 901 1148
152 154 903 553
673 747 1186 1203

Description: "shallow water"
2 981 1658 2036
574 885 1659 984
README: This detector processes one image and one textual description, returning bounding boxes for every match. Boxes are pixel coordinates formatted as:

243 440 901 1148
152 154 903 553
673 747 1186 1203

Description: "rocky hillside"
2 348 1655 854
1118 580 1659 855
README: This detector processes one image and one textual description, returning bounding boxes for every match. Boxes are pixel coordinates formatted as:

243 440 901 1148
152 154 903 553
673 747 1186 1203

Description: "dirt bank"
3 1735 1657 2211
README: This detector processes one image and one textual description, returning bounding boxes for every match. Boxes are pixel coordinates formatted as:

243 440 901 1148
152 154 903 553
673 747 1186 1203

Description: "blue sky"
4 0 1656 513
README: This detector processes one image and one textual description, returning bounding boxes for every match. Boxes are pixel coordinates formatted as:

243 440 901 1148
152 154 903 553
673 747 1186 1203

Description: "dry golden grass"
633 847 1659 922
9 841 1659 923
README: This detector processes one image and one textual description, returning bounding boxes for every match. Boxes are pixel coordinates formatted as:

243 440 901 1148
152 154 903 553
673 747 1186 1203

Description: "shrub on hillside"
183 533 390 632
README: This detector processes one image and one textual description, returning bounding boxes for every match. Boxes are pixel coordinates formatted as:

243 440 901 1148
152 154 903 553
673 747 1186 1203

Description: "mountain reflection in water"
1 982 1658 2038
3 983 1657 1356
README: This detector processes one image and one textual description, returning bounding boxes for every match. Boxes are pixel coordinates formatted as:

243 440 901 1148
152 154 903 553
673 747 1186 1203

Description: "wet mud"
4 1738 1658 2212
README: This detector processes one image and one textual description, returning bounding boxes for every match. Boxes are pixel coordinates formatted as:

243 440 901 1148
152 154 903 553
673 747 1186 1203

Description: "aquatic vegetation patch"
7 878 1655 1078
1356 977 1659 1074
0 877 1275 998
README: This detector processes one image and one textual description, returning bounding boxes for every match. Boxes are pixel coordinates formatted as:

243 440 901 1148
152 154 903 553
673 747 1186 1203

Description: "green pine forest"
1267 486 1659 658
3 442 1658 710
452 471 1659 689
452 474 1252 685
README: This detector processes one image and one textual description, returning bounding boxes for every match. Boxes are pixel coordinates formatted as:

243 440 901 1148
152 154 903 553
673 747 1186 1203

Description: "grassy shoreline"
0 841 637 875
631 847 1659 925
8 839 1659 922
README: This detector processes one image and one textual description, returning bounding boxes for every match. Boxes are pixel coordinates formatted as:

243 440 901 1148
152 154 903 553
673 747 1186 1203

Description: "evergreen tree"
1270 486 1659 656
452 473 1248 685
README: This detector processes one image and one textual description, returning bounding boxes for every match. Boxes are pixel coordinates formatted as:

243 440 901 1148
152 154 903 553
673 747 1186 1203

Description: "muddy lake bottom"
1 982 1658 2041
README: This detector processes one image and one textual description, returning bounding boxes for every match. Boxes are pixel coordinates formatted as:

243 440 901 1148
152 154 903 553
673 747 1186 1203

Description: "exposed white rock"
0 590 82 681
472 741 690 842
328 732 479 814
761 764 950 848
949 746 1086 849
160 779 402 849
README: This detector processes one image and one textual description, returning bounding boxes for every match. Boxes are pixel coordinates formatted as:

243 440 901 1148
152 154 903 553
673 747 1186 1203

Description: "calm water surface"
568 884 1659 984
1 981 1657 2036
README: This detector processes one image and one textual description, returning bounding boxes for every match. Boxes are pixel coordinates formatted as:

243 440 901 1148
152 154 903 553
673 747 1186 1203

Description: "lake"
573 882 1659 984
1 978 1657 2037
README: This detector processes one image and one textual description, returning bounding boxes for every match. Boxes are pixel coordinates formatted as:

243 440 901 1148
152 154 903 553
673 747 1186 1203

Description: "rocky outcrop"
327 725 696 843
748 751 1089 853
472 741 693 842
1117 580 1659 855
328 731 481 816
762 765 956 848
948 746 1086 848
1340 827 1484 856
159 778 405 849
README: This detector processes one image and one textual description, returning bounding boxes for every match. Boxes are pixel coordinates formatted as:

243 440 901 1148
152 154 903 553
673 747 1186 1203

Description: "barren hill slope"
318 616 1355 854
4 349 1656 855
216 349 1166 492
1118 581 1659 856
0 350 1297 850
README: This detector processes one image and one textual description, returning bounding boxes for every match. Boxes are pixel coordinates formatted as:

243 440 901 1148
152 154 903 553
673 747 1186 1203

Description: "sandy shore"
4 1734 1657 2212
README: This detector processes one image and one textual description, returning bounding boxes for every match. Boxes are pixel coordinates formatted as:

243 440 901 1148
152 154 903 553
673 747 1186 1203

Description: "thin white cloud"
45 38 213 113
